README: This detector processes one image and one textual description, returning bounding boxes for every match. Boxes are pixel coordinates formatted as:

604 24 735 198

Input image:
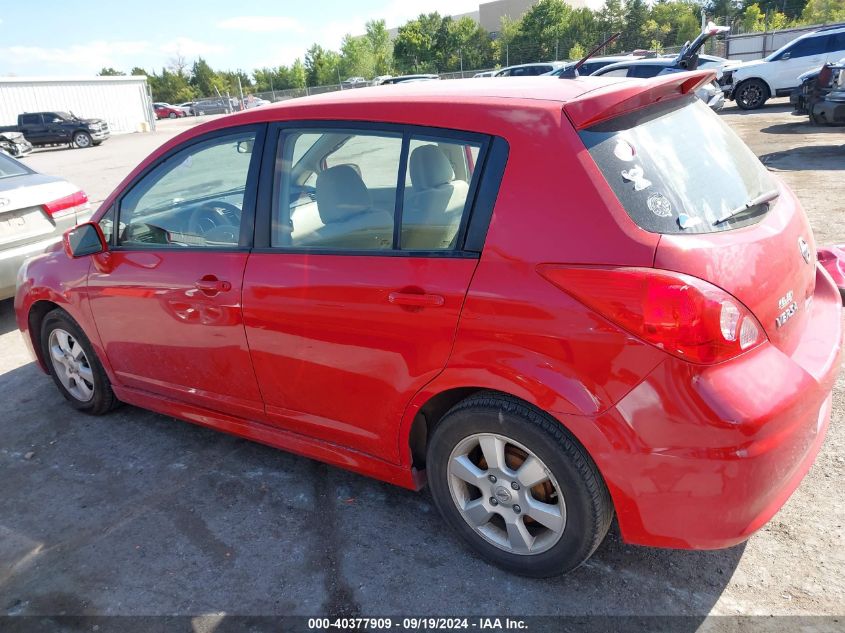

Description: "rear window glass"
0 153 30 179
580 97 775 234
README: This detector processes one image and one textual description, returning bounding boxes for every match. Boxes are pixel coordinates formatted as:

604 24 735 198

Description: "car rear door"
771 35 829 92
87 125 267 419
241 123 501 462
19 114 46 144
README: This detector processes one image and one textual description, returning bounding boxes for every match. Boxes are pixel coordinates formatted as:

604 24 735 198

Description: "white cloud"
0 40 151 72
217 15 304 33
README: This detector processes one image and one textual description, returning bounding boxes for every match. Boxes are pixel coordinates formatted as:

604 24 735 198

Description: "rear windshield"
0 153 30 179
579 96 775 234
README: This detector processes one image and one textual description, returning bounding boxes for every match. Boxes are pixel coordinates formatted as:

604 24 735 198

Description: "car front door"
241 124 499 462
87 125 266 419
42 113 69 143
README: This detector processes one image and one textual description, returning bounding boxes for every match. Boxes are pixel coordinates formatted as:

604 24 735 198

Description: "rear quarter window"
579 96 776 234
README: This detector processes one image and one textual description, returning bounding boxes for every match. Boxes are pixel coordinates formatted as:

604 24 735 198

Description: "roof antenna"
559 32 621 79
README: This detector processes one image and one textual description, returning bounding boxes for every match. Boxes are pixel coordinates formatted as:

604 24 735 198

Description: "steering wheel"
187 201 241 244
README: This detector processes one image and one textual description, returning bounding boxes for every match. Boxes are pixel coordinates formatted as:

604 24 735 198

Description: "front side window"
273 127 485 252
118 130 256 248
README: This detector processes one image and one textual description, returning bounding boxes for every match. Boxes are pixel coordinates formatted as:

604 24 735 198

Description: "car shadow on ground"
0 299 18 335
760 144 845 171
761 120 845 134
0 336 745 624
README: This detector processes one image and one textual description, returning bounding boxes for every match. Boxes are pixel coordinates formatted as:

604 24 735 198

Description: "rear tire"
73 131 93 148
735 79 769 110
40 309 119 415
168 112 177 119
427 392 613 577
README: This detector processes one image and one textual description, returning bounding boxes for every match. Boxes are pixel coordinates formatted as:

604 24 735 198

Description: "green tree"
394 13 449 73
442 16 495 71
800 0 845 23
622 0 650 50
649 1 701 48
98 67 125 76
305 44 343 85
190 57 220 96
568 42 586 58
129 67 148 76
148 68 195 103
599 0 626 51
290 59 307 89
340 34 376 79
366 19 394 75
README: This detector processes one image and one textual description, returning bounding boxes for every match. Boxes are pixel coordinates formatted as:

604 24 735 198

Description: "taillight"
43 190 89 218
538 266 766 364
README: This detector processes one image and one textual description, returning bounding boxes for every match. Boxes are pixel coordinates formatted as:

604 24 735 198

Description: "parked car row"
791 56 845 124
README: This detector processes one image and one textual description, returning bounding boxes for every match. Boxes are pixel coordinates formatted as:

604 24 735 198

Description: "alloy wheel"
447 433 566 555
48 328 95 402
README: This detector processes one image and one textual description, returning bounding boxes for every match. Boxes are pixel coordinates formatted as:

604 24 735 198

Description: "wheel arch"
735 76 773 100
27 299 64 371
402 380 616 485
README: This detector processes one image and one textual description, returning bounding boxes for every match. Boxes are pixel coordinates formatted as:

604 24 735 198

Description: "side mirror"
63 222 107 258
236 139 254 154
782 52 791 60
52 118 62 123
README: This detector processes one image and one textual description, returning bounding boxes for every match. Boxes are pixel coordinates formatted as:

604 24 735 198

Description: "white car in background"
0 152 91 299
721 24 845 109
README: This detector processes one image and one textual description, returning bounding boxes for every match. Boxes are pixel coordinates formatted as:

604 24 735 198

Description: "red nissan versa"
14 71 843 577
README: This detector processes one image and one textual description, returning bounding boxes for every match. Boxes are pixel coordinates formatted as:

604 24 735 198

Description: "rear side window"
20 114 40 125
627 65 663 78
779 35 829 59
0 153 29 179
580 97 775 234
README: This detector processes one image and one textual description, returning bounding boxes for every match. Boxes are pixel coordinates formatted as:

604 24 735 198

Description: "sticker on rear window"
647 192 672 218
613 140 636 162
621 165 651 191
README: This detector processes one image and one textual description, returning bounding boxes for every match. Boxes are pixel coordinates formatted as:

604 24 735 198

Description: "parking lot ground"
1 102 843 620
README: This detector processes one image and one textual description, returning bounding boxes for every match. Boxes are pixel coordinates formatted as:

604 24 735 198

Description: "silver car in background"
0 152 91 299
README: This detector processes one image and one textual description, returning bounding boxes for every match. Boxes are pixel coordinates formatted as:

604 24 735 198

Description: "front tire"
41 309 118 415
427 393 613 577
168 112 177 119
73 131 93 148
735 79 769 110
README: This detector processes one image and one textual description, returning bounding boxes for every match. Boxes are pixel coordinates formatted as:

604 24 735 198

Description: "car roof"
260 76 626 110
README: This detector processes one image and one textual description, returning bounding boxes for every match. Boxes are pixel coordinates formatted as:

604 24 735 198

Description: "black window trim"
110 123 267 252
253 119 508 258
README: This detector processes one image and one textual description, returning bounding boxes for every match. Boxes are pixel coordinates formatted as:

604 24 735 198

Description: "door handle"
195 276 232 296
388 291 445 307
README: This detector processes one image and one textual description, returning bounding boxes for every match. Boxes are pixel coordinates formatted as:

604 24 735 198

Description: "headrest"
409 145 454 190
315 165 372 224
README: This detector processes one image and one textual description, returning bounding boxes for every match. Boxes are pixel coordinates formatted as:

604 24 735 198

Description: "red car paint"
15 72 842 550
154 104 185 119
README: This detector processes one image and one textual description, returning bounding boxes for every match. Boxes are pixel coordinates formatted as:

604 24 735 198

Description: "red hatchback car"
154 103 186 120
15 72 842 577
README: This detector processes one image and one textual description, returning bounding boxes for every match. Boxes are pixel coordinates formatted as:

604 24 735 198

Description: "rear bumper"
0 235 61 299
569 264 842 549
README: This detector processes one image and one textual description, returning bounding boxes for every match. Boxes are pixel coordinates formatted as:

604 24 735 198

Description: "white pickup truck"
721 24 845 109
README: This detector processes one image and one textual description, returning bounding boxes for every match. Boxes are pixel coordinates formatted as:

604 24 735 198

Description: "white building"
0 75 155 135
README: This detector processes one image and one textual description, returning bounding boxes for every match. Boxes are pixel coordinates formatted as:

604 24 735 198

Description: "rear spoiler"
563 69 716 130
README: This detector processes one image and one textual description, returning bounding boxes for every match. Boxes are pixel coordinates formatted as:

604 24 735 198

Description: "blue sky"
0 0 487 77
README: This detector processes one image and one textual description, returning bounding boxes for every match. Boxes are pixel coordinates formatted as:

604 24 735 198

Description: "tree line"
99 0 844 103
